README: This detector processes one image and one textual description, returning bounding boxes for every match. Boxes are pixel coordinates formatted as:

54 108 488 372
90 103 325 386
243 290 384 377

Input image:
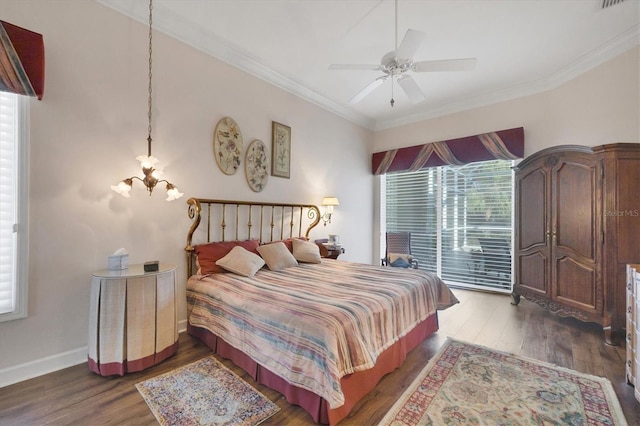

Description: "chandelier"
111 0 183 201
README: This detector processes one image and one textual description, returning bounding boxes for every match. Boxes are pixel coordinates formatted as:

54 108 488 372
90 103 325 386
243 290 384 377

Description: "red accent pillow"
194 240 259 274
262 237 308 253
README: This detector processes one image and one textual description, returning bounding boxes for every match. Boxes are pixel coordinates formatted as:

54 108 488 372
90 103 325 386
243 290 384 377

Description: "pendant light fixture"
111 0 183 201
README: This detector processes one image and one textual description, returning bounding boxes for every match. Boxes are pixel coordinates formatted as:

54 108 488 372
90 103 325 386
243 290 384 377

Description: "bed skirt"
187 313 439 425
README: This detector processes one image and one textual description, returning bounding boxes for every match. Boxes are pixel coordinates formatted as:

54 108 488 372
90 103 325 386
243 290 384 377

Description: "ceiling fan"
329 0 477 107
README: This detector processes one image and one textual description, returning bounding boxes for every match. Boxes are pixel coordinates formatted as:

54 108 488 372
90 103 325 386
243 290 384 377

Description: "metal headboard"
185 198 321 276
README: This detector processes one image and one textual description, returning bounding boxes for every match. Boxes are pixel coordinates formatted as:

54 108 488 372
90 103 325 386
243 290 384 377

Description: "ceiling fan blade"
397 75 426 104
348 76 387 104
413 58 477 72
329 64 380 71
396 29 427 59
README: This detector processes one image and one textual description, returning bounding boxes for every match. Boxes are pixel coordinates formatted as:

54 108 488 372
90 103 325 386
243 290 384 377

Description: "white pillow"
257 242 298 271
292 238 322 264
215 246 265 277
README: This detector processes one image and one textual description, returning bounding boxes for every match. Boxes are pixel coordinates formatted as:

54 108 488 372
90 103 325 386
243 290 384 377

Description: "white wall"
374 47 639 155
372 46 639 259
1 0 638 387
0 0 374 384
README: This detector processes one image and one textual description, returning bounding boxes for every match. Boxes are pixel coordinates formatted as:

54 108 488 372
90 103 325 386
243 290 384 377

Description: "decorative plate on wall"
245 139 269 192
213 116 243 175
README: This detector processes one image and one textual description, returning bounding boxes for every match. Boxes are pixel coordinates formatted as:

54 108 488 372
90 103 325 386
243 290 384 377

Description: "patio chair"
478 238 511 277
382 231 419 269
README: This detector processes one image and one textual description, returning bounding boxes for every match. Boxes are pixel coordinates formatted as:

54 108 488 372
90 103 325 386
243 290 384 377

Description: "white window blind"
0 92 28 320
385 159 514 292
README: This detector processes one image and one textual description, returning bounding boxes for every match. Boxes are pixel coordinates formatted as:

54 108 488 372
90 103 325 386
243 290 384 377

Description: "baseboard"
0 346 88 389
178 318 187 334
1 320 190 389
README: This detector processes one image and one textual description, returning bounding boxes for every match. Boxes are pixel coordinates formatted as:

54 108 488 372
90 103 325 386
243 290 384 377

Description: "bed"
184 198 458 424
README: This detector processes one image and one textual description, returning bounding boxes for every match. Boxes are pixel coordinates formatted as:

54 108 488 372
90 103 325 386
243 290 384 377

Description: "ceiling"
97 0 639 131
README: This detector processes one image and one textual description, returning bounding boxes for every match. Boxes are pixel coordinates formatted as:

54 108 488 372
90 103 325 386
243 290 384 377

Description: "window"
385 159 514 292
0 92 29 321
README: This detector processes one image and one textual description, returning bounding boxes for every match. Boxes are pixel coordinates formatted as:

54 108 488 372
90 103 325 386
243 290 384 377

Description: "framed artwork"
271 121 291 178
214 116 243 175
245 139 269 192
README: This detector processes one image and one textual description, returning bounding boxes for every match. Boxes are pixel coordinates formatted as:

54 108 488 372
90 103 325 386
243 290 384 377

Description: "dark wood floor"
1 289 638 425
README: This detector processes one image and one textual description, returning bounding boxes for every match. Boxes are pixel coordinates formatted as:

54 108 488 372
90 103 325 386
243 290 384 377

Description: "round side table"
88 263 178 376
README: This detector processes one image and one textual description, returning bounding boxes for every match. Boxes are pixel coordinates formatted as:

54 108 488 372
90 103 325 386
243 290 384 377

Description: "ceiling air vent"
599 0 626 10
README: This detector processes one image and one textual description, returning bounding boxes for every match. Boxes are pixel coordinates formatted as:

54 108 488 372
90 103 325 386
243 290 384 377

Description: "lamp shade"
321 197 340 207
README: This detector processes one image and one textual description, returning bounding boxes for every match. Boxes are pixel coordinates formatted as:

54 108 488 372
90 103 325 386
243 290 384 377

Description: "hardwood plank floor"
1 289 638 425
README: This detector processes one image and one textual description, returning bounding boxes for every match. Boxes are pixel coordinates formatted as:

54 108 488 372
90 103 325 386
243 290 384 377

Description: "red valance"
0 20 45 100
372 127 524 175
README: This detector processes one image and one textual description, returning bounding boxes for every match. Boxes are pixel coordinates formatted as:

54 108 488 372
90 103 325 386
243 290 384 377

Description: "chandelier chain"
147 0 153 156
111 0 182 201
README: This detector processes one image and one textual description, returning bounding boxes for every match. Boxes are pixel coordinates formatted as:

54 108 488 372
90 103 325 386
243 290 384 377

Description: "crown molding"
374 25 640 131
161 19 375 129
97 0 375 130
97 1 638 133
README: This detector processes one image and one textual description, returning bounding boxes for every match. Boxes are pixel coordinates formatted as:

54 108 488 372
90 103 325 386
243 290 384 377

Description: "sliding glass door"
384 159 514 292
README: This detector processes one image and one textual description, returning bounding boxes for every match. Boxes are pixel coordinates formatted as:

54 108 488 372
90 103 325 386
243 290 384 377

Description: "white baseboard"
178 318 187 333
1 320 190 389
0 346 88 389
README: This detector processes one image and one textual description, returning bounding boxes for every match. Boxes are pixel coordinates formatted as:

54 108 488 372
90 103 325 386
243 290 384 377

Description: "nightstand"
315 239 345 259
88 263 178 376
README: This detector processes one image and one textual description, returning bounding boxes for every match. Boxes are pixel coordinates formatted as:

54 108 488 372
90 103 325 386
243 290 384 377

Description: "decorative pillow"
257 242 298 271
194 239 260 274
215 246 265 277
389 253 412 268
264 237 308 253
292 238 322 263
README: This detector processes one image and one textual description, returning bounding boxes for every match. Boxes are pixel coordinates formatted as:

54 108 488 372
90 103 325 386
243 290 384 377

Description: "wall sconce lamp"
321 196 340 226
110 0 183 202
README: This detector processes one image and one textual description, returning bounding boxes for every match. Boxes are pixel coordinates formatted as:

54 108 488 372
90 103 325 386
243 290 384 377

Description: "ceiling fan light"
327 0 477 107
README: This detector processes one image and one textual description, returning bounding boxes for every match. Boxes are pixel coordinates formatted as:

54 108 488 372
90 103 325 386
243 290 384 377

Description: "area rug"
136 356 280 426
380 338 628 425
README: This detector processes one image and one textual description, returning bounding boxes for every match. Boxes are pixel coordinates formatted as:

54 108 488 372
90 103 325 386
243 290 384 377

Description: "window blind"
0 91 27 320
385 159 514 292
0 92 18 314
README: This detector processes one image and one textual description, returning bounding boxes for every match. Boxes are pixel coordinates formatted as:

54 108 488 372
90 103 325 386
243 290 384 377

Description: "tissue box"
108 254 129 270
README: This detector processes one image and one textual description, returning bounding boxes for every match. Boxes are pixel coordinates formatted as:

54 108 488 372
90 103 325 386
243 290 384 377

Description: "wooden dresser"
512 144 640 345
627 264 640 403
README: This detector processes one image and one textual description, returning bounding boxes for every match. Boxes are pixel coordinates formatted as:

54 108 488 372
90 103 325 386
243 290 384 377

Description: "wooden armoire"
512 143 640 345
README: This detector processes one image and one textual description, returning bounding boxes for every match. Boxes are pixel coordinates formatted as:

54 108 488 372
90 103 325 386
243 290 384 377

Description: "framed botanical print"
271 121 291 178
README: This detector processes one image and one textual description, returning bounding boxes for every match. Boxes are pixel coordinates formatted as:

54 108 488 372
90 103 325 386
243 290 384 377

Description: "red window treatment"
372 127 524 174
0 20 45 100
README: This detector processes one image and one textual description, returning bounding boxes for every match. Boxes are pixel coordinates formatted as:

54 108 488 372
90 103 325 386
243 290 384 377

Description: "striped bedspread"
186 260 458 409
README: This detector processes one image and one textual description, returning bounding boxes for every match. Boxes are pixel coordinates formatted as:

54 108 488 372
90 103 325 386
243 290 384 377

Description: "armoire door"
515 156 550 298
551 154 602 315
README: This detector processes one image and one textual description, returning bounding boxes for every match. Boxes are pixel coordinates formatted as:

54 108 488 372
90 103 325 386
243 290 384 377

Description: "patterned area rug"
380 338 628 425
136 356 280 426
